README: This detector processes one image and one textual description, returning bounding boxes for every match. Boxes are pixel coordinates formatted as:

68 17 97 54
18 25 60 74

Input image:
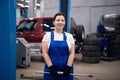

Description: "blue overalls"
44 31 73 80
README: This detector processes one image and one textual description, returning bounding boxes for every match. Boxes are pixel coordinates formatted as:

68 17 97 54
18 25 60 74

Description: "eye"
56 19 60 22
62 19 65 22
56 19 65 22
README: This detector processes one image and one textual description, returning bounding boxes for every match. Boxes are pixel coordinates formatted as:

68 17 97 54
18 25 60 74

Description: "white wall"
44 0 59 16
16 7 22 25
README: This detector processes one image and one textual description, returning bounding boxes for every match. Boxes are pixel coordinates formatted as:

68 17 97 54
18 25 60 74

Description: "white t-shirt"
42 31 75 50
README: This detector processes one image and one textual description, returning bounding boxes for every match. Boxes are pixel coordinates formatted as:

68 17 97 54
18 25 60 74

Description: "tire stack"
81 38 101 63
99 14 120 60
108 17 120 59
108 40 120 59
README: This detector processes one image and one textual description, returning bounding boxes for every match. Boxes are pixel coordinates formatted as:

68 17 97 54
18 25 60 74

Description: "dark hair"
53 12 65 21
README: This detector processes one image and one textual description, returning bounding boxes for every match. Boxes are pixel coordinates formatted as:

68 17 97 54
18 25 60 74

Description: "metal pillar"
0 0 16 80
59 0 71 32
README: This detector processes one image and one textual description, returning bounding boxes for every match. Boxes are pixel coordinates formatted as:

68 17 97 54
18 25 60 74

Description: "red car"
17 17 54 43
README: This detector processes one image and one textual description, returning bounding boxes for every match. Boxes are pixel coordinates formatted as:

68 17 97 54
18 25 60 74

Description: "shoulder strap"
62 31 67 40
51 31 67 40
51 31 54 40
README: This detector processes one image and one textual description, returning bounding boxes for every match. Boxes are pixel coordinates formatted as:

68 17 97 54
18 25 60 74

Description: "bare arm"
67 44 75 66
42 42 52 67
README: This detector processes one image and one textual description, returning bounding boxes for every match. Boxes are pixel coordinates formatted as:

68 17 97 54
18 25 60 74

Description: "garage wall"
16 7 21 25
44 0 59 16
44 0 120 35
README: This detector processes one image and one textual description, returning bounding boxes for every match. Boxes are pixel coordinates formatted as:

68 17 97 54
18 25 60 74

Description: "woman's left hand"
63 66 71 76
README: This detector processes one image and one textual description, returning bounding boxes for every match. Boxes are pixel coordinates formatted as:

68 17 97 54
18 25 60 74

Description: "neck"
54 29 63 33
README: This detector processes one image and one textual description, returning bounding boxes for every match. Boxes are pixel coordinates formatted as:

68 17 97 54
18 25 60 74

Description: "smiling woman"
42 12 75 80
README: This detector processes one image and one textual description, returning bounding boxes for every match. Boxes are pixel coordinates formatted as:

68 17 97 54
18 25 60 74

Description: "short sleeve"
66 32 75 44
69 34 75 44
42 32 50 42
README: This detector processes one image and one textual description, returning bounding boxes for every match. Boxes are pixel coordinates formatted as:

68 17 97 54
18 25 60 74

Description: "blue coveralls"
44 31 73 80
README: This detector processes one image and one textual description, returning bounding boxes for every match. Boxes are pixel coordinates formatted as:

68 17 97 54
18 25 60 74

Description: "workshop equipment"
16 38 31 68
35 71 93 77
20 71 93 80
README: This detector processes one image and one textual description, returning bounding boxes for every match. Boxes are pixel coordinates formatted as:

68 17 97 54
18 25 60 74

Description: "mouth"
57 24 64 28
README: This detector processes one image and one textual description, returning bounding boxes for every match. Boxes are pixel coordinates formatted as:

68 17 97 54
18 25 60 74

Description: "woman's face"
53 15 65 31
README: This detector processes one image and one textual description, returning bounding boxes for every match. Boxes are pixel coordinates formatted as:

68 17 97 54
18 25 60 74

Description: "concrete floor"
16 53 120 80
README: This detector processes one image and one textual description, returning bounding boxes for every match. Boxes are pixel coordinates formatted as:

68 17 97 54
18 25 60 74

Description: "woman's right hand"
49 65 58 75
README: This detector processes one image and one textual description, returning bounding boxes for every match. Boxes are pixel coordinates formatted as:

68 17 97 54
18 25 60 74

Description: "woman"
42 12 75 80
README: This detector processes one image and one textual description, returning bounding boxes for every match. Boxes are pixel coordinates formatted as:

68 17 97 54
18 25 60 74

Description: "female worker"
42 12 75 80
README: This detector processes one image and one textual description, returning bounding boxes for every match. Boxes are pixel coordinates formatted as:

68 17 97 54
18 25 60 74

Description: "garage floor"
16 53 120 80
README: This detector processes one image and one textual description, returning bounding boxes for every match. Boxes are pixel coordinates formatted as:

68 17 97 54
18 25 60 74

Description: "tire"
70 17 77 38
108 32 116 40
82 56 100 63
86 33 97 39
75 25 84 42
75 43 82 53
116 35 120 40
70 17 77 30
83 38 101 45
109 50 120 57
82 51 101 57
109 40 120 46
109 46 120 50
115 30 120 34
115 26 120 30
81 45 100 51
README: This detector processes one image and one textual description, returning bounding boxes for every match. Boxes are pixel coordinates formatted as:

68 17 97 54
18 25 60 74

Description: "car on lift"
17 17 54 43
16 17 84 53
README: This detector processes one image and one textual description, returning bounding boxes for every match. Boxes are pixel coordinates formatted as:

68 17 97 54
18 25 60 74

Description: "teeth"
58 24 62 26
